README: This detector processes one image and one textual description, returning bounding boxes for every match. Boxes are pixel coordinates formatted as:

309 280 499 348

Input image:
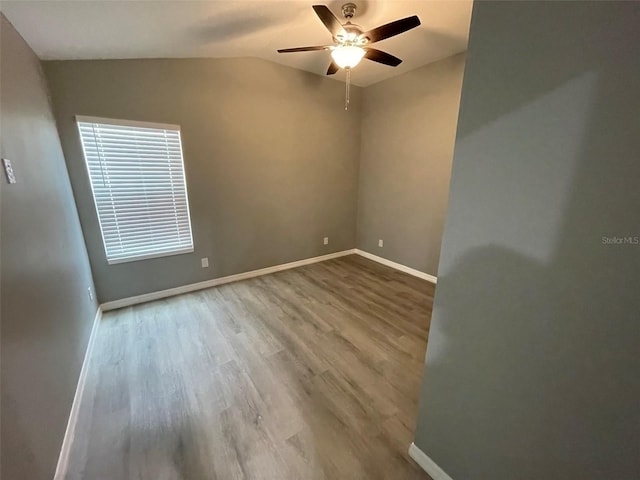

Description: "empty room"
1 1 638 480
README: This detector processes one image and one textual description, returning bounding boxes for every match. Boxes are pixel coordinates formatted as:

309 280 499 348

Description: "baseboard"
408 443 454 480
101 249 357 311
54 306 102 480
354 249 437 284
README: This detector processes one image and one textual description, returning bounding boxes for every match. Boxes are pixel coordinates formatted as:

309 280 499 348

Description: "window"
77 116 194 264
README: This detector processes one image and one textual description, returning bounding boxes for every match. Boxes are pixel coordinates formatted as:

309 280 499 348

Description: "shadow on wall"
1 394 38 477
416 2 640 479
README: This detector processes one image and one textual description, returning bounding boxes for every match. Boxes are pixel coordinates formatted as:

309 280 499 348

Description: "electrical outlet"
323 237 329 245
87 287 93 301
378 239 384 247
201 257 209 268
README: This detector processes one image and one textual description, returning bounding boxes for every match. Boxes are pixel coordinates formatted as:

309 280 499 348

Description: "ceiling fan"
277 3 421 109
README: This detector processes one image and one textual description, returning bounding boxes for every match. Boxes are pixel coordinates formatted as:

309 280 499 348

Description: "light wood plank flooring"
65 254 435 479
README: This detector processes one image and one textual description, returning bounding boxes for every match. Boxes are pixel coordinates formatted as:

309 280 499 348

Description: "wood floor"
65 254 435 480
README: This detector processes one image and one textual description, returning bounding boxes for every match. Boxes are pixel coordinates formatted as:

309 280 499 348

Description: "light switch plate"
201 257 209 268
2 158 16 184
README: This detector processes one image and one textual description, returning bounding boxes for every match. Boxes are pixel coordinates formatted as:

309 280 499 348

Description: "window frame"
76 115 195 265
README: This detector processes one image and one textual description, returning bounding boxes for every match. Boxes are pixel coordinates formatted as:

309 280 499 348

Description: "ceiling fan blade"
361 15 421 44
364 48 402 67
326 61 339 75
312 5 346 38
277 46 330 53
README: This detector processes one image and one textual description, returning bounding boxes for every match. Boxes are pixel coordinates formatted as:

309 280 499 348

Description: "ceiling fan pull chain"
345 67 351 110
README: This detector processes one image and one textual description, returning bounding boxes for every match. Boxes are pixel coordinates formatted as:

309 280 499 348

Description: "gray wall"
357 53 465 276
44 58 362 302
0 15 98 480
414 2 640 479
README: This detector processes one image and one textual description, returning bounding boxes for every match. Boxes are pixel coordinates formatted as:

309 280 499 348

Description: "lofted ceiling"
1 0 472 87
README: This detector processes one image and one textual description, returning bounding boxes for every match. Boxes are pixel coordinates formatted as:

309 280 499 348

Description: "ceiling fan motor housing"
336 23 367 45
335 4 367 45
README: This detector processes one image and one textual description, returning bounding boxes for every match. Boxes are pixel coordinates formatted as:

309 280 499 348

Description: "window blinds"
77 116 194 264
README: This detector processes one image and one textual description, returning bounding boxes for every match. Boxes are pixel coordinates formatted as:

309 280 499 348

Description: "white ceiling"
1 0 472 87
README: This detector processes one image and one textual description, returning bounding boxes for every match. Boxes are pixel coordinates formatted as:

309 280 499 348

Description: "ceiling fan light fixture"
331 45 365 69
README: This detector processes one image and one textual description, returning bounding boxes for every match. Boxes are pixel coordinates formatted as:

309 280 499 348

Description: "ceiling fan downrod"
341 3 357 20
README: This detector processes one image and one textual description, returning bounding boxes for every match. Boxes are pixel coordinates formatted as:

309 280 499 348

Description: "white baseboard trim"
54 306 102 480
354 249 437 284
101 249 357 311
409 443 454 480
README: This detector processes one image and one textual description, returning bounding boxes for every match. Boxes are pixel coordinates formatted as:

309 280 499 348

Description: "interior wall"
44 58 362 303
357 53 465 275
414 2 640 479
0 15 99 480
